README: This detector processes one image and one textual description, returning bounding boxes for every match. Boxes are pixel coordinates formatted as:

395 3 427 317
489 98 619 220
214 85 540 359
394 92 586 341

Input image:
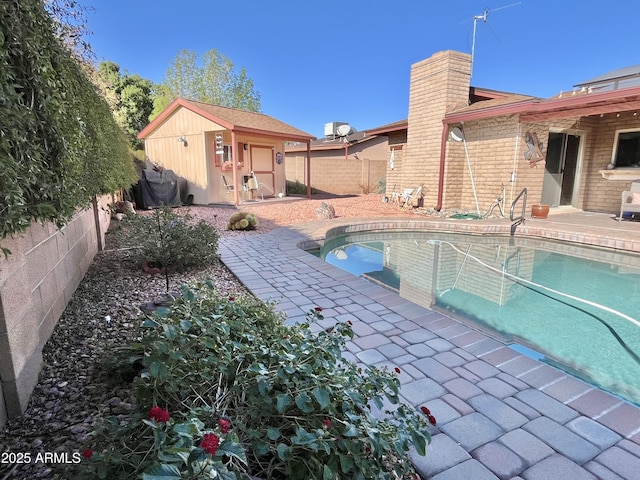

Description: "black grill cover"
134 167 184 209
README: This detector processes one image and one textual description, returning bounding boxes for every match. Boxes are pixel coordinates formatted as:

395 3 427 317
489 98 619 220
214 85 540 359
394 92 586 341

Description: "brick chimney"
404 51 472 206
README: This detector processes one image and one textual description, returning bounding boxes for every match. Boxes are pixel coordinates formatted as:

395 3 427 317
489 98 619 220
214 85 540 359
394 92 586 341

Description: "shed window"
215 145 232 167
613 130 640 168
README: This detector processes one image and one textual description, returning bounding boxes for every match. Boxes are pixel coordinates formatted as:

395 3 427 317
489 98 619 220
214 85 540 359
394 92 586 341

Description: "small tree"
150 49 261 121
123 208 219 292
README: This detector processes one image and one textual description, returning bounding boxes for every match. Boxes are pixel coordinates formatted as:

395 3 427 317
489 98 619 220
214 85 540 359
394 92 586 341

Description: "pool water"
316 231 640 406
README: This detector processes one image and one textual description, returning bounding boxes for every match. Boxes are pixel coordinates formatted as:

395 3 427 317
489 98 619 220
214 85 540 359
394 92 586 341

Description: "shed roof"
138 98 315 142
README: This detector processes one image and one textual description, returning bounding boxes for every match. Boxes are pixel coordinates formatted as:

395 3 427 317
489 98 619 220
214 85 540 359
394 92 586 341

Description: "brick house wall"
404 51 473 210
580 113 640 212
385 131 408 198
391 49 638 215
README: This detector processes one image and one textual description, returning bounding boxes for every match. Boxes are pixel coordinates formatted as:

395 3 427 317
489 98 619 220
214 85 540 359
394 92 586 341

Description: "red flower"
201 433 220 456
218 418 231 433
314 306 323 312
323 418 332 428
81 449 93 459
147 406 170 423
347 320 353 325
427 414 437 426
420 406 431 415
394 367 401 374
228 296 235 301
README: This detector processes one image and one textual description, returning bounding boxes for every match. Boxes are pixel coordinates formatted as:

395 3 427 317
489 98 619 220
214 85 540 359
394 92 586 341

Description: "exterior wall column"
404 51 472 209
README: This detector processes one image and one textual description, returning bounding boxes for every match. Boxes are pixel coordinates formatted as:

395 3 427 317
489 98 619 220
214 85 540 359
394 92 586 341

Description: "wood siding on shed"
143 107 288 204
144 108 224 204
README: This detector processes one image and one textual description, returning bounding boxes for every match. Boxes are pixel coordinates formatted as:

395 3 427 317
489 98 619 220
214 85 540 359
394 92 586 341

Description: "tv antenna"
470 2 522 80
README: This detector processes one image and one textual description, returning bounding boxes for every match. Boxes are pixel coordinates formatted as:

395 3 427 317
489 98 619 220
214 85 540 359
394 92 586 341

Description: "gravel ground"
0 194 442 479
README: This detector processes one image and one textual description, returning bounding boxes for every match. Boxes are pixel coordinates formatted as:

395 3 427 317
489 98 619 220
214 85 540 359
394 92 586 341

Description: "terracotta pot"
531 204 550 219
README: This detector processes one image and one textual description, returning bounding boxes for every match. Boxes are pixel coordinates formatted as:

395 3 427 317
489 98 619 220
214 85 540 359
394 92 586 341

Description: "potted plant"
222 161 243 171
531 204 550 218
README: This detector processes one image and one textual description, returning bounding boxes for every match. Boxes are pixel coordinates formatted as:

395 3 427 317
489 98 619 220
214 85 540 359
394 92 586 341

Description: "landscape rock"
316 202 336 219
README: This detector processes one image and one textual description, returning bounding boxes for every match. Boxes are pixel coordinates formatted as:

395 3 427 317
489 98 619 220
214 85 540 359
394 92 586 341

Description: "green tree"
95 61 154 149
44 0 94 60
0 0 137 253
149 84 173 120
151 49 261 121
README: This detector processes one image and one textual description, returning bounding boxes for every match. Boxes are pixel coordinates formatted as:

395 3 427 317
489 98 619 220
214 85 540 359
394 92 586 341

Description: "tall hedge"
0 0 138 246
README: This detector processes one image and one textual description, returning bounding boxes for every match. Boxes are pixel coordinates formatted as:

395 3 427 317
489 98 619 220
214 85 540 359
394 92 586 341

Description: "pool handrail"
510 187 527 235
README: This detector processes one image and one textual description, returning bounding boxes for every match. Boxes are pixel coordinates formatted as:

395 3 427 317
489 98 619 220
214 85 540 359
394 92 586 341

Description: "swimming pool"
316 231 640 406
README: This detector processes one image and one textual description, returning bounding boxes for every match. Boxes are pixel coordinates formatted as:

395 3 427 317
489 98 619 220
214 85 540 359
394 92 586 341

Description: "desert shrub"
226 212 258 231
124 207 219 270
80 283 432 479
286 180 320 195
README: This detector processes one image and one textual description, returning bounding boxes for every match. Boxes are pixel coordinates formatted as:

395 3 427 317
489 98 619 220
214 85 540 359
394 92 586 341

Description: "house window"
612 130 640 168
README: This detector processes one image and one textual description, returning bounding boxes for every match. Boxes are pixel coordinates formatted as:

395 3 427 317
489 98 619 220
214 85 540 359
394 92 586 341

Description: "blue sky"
83 0 640 138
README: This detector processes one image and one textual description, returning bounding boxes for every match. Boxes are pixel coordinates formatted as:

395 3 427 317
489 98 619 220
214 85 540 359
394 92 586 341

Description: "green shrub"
226 211 258 231
286 180 319 195
78 405 246 479
124 207 219 270
81 283 432 479
0 0 137 254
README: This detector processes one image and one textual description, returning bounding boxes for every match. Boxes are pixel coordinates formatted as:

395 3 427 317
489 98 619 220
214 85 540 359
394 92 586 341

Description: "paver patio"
219 211 640 479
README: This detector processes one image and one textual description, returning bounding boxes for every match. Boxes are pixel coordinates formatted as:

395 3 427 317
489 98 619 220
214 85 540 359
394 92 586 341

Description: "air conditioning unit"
324 122 348 138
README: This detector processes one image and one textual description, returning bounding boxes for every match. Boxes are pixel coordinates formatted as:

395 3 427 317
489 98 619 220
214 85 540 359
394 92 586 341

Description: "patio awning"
443 85 640 124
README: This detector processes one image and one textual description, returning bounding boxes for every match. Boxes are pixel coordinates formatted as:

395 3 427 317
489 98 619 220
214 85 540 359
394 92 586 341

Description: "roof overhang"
138 98 315 142
138 98 233 139
231 126 316 143
444 85 640 124
365 120 408 136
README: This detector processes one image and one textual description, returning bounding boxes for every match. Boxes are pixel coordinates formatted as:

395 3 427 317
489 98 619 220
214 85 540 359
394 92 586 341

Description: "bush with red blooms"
147 406 170 423
201 433 220 456
218 418 231 434
78 284 432 479
420 406 438 426
77 403 243 479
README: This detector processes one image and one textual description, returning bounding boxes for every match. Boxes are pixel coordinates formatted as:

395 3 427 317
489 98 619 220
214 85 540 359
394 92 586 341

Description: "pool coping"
219 216 640 479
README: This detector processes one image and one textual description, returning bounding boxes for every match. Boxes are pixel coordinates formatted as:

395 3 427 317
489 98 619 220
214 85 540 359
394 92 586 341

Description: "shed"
138 98 315 205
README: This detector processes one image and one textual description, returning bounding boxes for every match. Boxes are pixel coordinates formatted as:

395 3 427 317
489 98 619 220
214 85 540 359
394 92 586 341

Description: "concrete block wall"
0 195 111 428
286 156 387 195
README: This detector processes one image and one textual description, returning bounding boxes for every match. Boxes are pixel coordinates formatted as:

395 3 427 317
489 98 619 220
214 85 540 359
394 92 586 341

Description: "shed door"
250 146 275 197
